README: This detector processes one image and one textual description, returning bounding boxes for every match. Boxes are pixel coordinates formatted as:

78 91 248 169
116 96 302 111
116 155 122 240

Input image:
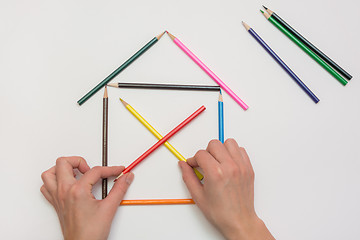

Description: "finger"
206 139 233 164
80 166 125 186
187 150 219 175
55 156 90 184
104 172 134 207
40 185 54 204
238 146 254 171
41 166 57 194
179 161 204 204
224 139 251 167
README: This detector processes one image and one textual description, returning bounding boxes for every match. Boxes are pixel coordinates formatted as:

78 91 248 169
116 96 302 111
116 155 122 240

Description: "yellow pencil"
119 98 203 180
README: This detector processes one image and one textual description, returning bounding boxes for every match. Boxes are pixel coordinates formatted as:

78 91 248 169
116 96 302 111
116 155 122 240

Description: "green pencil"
77 31 166 105
260 10 347 86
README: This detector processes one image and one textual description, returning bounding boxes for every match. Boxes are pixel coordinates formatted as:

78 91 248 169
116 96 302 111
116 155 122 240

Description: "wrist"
226 216 273 240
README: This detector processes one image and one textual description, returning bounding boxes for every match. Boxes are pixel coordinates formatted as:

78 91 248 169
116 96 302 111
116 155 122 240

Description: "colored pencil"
260 10 347 86
242 22 320 103
263 6 352 80
218 91 224 143
114 105 206 181
77 31 166 105
166 31 249 110
107 82 220 92
120 199 195 205
119 98 204 180
102 87 108 199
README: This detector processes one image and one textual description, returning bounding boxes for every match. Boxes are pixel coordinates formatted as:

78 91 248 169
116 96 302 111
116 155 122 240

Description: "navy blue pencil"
242 21 319 104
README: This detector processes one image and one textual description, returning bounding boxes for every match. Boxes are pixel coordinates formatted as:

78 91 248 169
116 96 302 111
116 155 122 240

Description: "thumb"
178 161 204 204
104 172 134 207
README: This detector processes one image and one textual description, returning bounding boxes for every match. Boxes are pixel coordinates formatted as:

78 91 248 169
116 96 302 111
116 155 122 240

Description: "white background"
1 0 359 239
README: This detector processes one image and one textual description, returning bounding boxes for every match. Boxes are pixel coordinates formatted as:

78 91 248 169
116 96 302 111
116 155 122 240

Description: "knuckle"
195 150 207 159
56 157 66 165
240 147 246 153
224 138 237 147
228 164 240 177
69 185 83 199
208 139 221 149
40 185 46 193
41 171 49 181
211 166 224 180
91 166 102 173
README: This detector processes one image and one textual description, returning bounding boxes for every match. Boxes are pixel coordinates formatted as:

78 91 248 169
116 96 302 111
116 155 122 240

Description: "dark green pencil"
261 10 347 86
77 31 166 105
263 6 352 80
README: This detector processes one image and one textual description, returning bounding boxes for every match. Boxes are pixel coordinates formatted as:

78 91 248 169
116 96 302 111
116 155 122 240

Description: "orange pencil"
120 199 195 205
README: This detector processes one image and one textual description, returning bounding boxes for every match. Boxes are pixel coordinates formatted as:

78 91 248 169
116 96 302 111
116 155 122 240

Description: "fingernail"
125 173 134 185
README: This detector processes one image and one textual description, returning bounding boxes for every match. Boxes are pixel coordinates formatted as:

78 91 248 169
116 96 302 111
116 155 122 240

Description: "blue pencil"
242 21 320 104
218 90 224 143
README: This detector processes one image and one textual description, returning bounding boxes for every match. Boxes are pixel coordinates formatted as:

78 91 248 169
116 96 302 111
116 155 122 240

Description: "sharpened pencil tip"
156 31 166 40
103 86 108 98
262 5 268 10
242 21 251 31
260 9 264 13
114 172 124 182
218 92 223 102
119 98 128 106
107 83 118 88
166 31 176 41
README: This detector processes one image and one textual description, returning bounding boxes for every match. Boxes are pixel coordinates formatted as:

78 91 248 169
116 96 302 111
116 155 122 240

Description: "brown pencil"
120 199 195 205
102 86 108 199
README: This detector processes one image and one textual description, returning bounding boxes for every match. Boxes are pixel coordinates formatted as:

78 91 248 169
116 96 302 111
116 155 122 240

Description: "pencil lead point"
260 9 264 13
262 5 268 10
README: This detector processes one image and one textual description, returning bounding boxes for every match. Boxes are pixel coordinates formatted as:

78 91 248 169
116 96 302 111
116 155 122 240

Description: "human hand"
179 139 274 240
40 156 134 240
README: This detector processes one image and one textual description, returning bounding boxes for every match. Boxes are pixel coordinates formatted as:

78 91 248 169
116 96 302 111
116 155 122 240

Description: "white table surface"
1 0 359 239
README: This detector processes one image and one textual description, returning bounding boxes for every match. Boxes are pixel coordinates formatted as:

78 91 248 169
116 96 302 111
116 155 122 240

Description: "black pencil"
107 82 221 91
102 86 108 199
263 6 352 80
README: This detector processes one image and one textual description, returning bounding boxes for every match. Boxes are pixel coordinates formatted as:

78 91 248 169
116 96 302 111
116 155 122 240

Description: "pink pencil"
166 31 248 110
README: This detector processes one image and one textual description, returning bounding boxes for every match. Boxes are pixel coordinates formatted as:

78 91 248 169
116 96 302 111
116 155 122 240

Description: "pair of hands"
41 139 273 240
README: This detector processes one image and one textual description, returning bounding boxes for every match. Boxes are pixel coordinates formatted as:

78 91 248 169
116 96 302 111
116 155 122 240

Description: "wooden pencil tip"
114 172 123 182
218 91 223 102
107 83 118 88
262 5 268 10
166 31 176 41
242 21 251 31
260 9 270 19
104 86 108 98
156 31 166 40
119 98 128 106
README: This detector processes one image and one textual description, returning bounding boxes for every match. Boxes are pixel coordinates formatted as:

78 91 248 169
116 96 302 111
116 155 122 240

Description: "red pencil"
114 105 206 181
